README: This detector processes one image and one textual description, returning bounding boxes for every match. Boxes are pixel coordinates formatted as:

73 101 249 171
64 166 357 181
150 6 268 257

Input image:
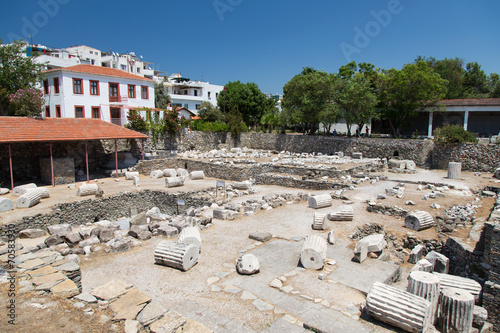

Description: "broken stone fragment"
236 254 260 275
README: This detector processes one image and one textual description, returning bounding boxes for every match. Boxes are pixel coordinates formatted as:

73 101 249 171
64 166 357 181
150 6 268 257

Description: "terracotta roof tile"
42 64 153 82
0 117 148 143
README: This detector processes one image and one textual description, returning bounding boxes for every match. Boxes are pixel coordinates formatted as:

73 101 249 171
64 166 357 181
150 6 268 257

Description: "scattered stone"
124 319 140 333
236 254 260 275
426 251 449 273
366 282 432 333
19 229 46 239
405 211 434 231
149 310 186 333
300 235 327 269
50 279 79 298
91 279 133 301
74 292 97 303
154 241 199 271
248 232 272 243
270 279 283 289
252 299 274 311
137 300 167 326
129 212 147 226
110 288 152 321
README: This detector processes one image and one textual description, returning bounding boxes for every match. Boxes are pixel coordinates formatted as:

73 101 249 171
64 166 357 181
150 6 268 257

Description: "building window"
43 80 49 94
195 104 201 110
208 91 211 99
121 64 126 71
194 90 198 97
56 105 61 118
75 106 84 118
184 103 189 109
109 83 119 102
128 84 136 98
110 108 121 125
53 77 59 94
173 103 182 108
216 93 218 99
91 59 95 65
45 106 50 117
92 107 100 119
184 90 188 95
141 86 148 99
73 78 83 94
90 80 99 95
137 67 140 73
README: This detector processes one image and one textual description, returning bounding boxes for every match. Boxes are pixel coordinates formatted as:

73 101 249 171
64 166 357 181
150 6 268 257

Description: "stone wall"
153 131 500 172
0 190 210 238
133 157 383 184
482 222 500 331
432 143 500 172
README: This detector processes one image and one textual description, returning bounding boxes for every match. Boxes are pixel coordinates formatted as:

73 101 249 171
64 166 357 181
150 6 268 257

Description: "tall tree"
0 39 44 115
417 56 466 99
488 73 500 98
281 67 336 134
197 101 224 122
332 74 377 136
260 97 280 133
463 62 489 98
154 81 171 109
377 61 448 137
216 81 268 128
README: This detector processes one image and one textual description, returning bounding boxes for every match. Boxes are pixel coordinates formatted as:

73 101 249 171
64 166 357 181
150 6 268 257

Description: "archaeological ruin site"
1 131 500 333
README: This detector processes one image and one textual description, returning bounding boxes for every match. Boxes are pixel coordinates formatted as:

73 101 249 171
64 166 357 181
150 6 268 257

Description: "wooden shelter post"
8 144 14 190
85 141 89 183
50 142 55 187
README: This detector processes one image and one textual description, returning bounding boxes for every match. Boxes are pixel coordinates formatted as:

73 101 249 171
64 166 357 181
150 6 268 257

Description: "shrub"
193 120 229 132
433 124 477 144
125 112 147 131
9 87 44 117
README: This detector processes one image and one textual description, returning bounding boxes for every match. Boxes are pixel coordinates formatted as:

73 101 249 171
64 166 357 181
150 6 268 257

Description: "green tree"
154 81 171 109
216 81 267 128
463 62 489 98
417 56 466 99
332 74 377 136
488 73 500 98
281 67 336 134
197 101 224 122
0 39 44 115
260 98 280 133
377 61 448 137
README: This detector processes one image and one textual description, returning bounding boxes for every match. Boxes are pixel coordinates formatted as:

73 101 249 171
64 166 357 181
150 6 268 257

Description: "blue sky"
1 0 499 94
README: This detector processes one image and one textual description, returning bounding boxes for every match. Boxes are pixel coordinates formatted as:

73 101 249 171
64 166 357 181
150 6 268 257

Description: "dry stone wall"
432 143 500 172
0 190 210 239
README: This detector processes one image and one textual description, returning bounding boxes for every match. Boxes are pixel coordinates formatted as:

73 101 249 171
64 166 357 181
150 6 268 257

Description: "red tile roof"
438 98 500 107
0 117 148 143
42 64 154 82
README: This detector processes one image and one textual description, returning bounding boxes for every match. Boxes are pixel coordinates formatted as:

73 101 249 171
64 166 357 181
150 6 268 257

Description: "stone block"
0 198 14 212
19 228 46 239
130 212 147 226
236 254 260 275
359 234 386 252
426 251 449 273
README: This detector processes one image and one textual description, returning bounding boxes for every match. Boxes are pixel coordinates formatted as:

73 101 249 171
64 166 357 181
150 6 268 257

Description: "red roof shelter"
0 117 149 189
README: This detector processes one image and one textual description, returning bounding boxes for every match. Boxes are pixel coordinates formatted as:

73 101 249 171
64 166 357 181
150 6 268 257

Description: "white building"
162 73 224 114
26 44 155 79
41 64 155 126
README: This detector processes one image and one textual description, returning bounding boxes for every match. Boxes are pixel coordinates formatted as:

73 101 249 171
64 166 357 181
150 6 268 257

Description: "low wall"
0 190 210 238
165 131 500 172
432 143 500 172
482 222 500 331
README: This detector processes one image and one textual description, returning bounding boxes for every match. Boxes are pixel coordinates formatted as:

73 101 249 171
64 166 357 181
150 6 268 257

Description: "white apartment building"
41 64 155 126
163 73 224 114
27 44 155 79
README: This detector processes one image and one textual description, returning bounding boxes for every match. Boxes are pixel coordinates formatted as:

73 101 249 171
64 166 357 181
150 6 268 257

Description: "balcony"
109 95 128 103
